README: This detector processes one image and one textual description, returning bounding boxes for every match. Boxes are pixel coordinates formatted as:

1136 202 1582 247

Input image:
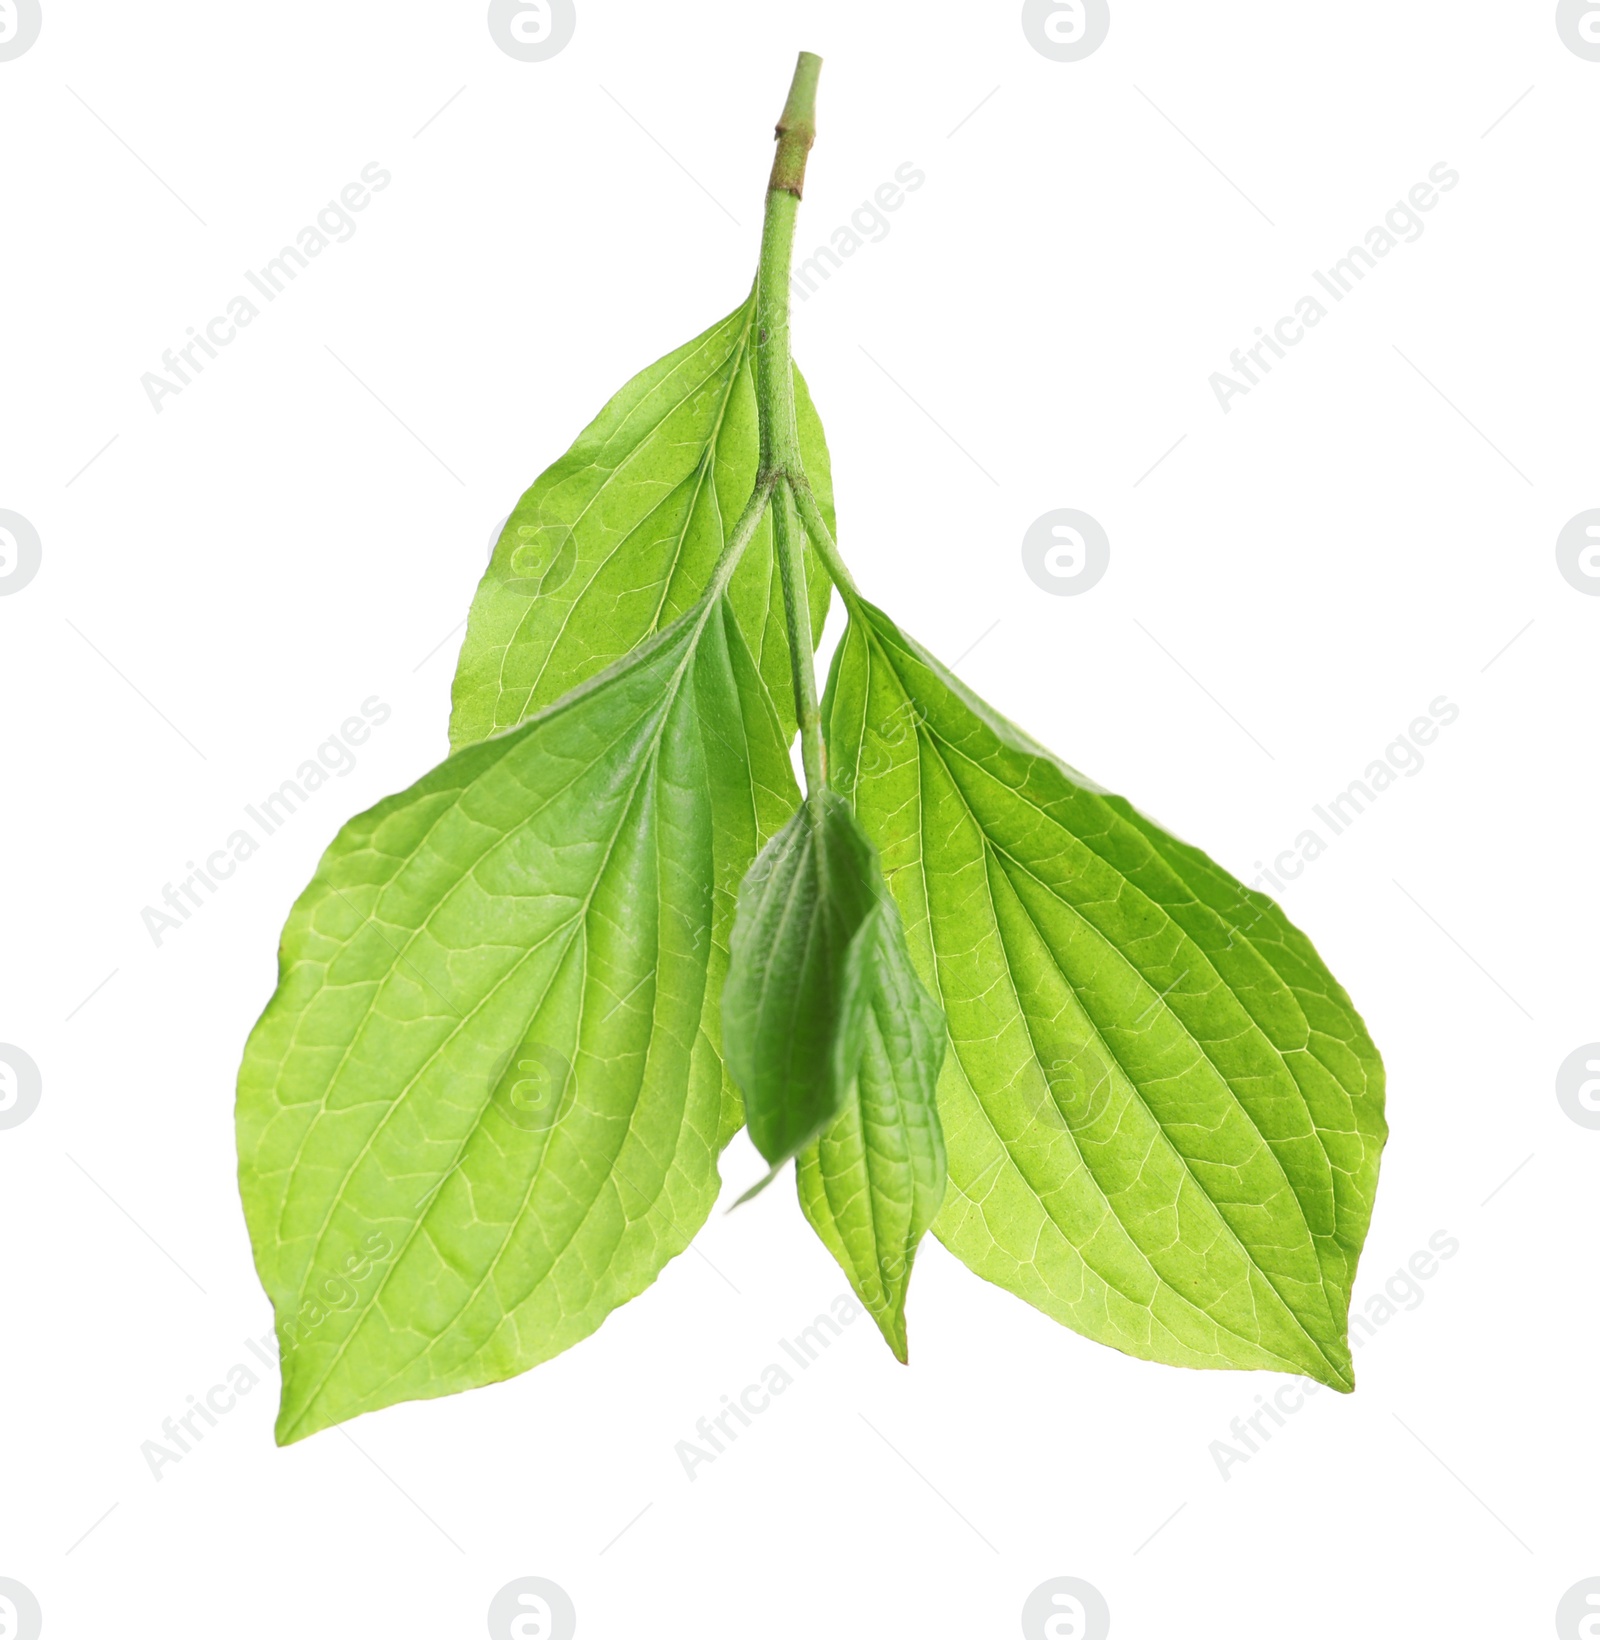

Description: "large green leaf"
823 600 1387 1390
449 297 834 749
723 790 883 1173
237 593 795 1442
796 891 947 1363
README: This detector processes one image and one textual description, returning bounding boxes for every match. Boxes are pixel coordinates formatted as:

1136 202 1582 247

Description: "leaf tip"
729 1164 785 1210
1304 1348 1357 1395
273 1405 310 1448
862 1304 910 1365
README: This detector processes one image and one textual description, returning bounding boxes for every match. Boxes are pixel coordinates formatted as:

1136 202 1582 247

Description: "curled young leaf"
722 790 885 1176
823 600 1387 1390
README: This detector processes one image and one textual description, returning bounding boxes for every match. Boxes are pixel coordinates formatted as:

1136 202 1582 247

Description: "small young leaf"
237 594 795 1442
824 600 1387 1390
722 790 888 1174
449 297 835 749
795 893 947 1362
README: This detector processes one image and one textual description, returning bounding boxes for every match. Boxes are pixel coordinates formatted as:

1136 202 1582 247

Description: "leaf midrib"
848 623 1348 1378
858 1009 907 1310
916 688 1346 1369
279 620 722 1431
977 839 1346 1377
917 704 1348 1308
271 647 683 1244
872 619 1345 1248
489 302 756 732
353 757 701 1419
866 616 1348 1259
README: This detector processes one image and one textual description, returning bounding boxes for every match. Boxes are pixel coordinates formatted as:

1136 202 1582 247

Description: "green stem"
705 474 778 603
769 51 821 200
788 476 859 602
755 51 826 800
772 482 825 796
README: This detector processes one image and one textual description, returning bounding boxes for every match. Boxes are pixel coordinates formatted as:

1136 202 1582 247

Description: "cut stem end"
769 50 823 197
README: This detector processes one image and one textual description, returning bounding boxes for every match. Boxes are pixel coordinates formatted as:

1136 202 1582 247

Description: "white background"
2 2 1597 1636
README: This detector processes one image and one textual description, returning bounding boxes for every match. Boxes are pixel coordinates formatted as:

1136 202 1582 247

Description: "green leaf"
448 297 835 750
795 892 947 1362
722 790 888 1173
237 592 796 1442
823 600 1387 1390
